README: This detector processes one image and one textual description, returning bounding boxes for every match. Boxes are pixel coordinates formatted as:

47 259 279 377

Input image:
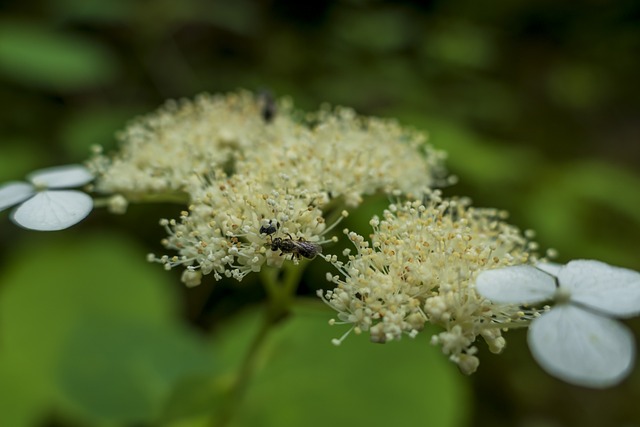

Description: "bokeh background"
1 1 640 426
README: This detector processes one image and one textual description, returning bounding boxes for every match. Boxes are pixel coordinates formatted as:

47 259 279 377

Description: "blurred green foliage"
0 234 217 426
1 0 639 426
0 21 119 91
0 235 467 427
213 310 467 427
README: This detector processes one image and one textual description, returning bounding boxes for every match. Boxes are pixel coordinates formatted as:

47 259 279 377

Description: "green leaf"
0 21 119 91
524 161 640 265
0 357 49 427
415 118 539 185
422 24 496 69
546 62 607 110
59 106 141 158
56 316 214 424
204 0 260 35
216 306 470 427
47 0 136 23
0 233 215 425
0 141 46 182
160 375 227 427
334 8 410 52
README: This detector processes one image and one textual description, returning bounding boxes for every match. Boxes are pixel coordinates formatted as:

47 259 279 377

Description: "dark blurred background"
1 1 640 426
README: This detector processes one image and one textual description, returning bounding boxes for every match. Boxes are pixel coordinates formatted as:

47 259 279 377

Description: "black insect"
259 220 280 236
258 90 276 123
270 235 322 260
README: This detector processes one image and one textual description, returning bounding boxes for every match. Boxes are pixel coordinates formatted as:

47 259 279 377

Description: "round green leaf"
216 307 470 427
0 357 49 427
56 316 215 424
0 233 194 424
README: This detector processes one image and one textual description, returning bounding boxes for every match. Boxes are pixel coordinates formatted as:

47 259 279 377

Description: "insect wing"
294 240 321 259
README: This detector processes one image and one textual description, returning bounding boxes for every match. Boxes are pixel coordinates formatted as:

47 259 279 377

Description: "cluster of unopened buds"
1 90 639 389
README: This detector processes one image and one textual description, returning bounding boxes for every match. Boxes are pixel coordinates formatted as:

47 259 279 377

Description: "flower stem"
213 262 306 426
92 191 190 208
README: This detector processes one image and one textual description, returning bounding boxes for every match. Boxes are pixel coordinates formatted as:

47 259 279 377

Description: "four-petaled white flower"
0 165 94 231
476 260 640 388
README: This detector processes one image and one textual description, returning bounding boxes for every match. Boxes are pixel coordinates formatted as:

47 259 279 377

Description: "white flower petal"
0 182 34 211
475 265 556 304
535 261 563 277
559 260 640 318
27 164 94 189
11 190 93 231
528 304 635 388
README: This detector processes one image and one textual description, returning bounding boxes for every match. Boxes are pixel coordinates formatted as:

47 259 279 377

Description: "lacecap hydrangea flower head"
319 190 544 374
3 90 639 389
88 90 447 285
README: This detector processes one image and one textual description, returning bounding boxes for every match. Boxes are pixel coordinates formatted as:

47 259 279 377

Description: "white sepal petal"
535 262 563 277
475 265 556 304
27 164 94 189
0 182 34 211
528 304 634 388
11 190 93 231
560 260 640 318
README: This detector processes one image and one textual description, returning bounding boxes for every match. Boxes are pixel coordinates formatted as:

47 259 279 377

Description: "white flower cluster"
319 191 541 374
152 171 340 284
88 91 270 200
89 91 445 205
89 91 447 284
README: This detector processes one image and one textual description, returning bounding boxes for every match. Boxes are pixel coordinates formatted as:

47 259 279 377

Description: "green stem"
92 191 190 208
214 308 279 427
213 263 306 427
484 319 532 330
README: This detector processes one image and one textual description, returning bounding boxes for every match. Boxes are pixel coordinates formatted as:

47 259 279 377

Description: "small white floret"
475 265 556 304
558 260 640 318
0 164 94 231
27 164 94 188
528 304 634 388
11 191 93 231
476 260 640 388
0 182 34 210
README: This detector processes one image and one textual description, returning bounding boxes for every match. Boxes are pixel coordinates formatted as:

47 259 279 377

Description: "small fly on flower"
269 234 322 260
258 90 276 123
